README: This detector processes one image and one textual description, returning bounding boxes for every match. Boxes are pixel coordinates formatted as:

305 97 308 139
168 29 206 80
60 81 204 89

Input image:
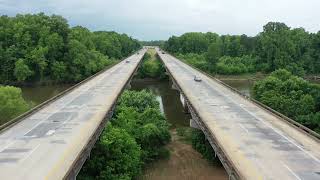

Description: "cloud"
0 0 319 40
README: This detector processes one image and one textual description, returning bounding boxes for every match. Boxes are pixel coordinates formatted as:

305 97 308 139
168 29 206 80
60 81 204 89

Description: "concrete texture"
0 49 146 180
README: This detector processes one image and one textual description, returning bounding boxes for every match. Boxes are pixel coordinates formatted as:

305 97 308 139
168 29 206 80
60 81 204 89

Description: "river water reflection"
131 79 190 128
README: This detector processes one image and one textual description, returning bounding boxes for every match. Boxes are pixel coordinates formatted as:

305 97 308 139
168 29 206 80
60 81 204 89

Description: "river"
20 84 71 105
219 79 254 97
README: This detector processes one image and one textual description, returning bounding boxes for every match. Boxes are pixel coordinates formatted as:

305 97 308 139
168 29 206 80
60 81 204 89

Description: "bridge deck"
0 49 146 180
157 49 320 180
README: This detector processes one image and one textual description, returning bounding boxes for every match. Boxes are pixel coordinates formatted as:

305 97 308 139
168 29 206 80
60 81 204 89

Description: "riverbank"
139 129 227 180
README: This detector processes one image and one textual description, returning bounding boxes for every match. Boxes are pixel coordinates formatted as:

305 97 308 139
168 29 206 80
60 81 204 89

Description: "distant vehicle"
194 76 202 82
162 51 166 54
126 60 130 63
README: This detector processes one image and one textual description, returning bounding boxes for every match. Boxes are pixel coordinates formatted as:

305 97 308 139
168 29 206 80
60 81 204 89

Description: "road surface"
0 49 146 180
157 49 320 180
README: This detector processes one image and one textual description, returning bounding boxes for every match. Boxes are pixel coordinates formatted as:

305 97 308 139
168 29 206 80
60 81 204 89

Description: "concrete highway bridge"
0 47 320 180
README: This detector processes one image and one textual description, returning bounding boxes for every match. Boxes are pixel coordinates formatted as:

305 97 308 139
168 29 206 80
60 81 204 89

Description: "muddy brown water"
20 84 71 105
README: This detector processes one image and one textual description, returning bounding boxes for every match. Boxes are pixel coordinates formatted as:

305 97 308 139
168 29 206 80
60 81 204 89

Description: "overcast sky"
0 0 319 40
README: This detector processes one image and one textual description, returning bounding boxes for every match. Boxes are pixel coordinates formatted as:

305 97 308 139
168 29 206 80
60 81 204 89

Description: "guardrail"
159 49 320 142
0 50 141 133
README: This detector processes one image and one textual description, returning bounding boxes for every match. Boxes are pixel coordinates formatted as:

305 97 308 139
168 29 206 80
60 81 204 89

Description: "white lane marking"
20 144 40 163
239 124 249 134
171 56 320 163
283 163 302 180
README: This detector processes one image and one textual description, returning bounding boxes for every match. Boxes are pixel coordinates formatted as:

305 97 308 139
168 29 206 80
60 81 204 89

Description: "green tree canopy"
0 86 30 124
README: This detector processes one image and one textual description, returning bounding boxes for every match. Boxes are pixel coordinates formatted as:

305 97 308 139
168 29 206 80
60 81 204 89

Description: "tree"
26 46 48 80
51 61 67 81
78 127 141 180
163 21 318 75
0 13 140 84
253 69 320 133
114 90 170 162
14 59 33 81
116 90 159 114
206 42 222 70
0 86 30 124
191 129 217 163
79 90 171 179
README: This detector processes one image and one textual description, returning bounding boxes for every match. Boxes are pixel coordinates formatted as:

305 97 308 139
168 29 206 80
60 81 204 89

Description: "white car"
194 76 202 82
126 60 130 63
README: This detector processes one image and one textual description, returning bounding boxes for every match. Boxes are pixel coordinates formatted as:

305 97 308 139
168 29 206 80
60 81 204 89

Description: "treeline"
253 69 320 133
0 13 141 84
164 22 320 75
137 48 167 79
140 40 165 47
78 90 171 179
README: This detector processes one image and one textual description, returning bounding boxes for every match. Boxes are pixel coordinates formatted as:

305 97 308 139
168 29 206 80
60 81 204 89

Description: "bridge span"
0 49 146 180
157 48 320 180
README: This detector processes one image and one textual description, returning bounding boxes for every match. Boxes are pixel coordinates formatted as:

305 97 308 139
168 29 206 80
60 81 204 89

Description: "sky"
0 0 319 40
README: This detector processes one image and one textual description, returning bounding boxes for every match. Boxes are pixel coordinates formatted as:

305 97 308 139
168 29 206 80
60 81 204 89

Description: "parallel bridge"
0 49 146 180
157 48 320 180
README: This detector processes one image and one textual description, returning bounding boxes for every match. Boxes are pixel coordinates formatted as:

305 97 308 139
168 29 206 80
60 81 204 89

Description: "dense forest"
253 69 320 133
164 22 320 76
0 13 141 84
78 90 171 179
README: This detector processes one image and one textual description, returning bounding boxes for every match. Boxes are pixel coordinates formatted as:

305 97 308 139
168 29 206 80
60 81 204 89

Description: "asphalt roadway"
157 48 320 180
0 49 146 180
